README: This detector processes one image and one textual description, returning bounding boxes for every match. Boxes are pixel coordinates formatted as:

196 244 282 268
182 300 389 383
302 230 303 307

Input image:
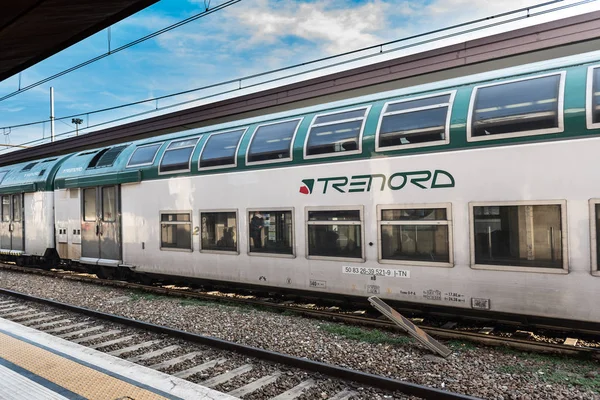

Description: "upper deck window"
247 119 300 164
0 171 7 184
377 93 453 151
199 129 245 169
468 73 564 142
305 107 368 158
587 66 600 129
159 138 199 174
88 145 128 169
21 162 38 171
127 143 163 168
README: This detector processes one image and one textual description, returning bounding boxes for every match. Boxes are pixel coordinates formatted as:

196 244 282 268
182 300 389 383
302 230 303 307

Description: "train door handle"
9 223 13 232
95 224 100 236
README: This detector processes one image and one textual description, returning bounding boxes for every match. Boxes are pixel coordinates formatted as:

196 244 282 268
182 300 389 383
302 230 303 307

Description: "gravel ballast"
0 269 598 400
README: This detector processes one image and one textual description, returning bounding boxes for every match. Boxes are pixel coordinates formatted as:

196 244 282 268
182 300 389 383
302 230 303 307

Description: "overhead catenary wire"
0 0 587 134
0 0 243 103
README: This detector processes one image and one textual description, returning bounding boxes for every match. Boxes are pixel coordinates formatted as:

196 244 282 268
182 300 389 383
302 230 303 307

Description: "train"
2 49 600 327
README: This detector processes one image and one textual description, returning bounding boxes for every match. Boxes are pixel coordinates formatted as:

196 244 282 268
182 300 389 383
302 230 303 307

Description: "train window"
471 202 567 272
376 93 453 151
378 205 452 266
586 67 600 129
160 212 192 251
12 195 21 222
159 137 199 174
0 171 7 184
304 107 368 158
83 189 96 222
248 209 294 255
95 145 128 168
127 143 163 167
199 129 245 169
200 211 238 253
306 208 363 260
468 73 564 142
1 196 9 222
21 162 38 171
247 119 301 164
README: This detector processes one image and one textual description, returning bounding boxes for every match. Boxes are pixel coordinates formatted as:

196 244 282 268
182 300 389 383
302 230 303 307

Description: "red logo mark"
299 186 309 195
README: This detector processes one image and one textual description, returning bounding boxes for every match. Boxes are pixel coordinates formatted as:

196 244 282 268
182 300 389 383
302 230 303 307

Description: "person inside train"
250 212 264 249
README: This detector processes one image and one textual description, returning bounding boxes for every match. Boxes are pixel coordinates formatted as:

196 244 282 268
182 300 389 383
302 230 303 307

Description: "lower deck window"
473 204 563 268
160 212 192 250
249 210 293 255
380 207 450 264
307 209 362 259
595 204 600 271
201 211 237 252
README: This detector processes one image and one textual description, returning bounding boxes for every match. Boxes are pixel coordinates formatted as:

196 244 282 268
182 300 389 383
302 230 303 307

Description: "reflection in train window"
379 206 451 265
248 210 293 255
200 129 245 169
472 204 564 269
377 93 452 151
306 209 363 259
127 143 163 167
201 211 238 252
247 120 300 164
159 138 199 174
160 212 192 251
305 108 368 157
469 73 563 141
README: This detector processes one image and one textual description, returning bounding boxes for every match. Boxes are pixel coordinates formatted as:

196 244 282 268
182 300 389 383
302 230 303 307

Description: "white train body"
2 50 600 326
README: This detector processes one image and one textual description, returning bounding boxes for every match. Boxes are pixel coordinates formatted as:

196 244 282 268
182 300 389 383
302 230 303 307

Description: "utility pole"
50 87 55 142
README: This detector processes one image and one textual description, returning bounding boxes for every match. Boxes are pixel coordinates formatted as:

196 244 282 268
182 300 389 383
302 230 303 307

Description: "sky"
0 0 597 151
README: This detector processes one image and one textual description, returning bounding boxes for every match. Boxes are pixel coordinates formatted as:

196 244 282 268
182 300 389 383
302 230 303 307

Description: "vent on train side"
21 162 38 171
88 145 128 169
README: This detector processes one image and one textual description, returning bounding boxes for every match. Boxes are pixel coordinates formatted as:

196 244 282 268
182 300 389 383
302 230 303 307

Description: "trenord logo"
299 170 454 195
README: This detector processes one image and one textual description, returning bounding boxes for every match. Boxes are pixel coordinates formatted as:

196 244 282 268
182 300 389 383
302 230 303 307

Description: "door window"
12 195 21 222
2 196 9 222
102 187 116 222
83 188 97 222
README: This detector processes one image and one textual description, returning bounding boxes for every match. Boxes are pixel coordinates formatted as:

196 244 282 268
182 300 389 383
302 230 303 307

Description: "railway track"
1 263 599 358
0 288 480 400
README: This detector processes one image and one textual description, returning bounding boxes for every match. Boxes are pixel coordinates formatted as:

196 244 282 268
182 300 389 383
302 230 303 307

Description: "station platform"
0 316 238 400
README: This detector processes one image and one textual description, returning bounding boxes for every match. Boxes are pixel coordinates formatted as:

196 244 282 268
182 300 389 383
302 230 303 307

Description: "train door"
10 194 23 251
0 194 24 251
81 186 121 264
0 195 10 249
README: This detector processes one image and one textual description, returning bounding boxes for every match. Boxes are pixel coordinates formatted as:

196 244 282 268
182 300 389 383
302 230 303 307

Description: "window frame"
377 203 453 268
586 65 600 130
375 91 455 152
198 128 247 171
588 199 600 277
305 205 365 262
466 71 566 143
126 142 164 168
303 106 370 160
157 137 200 175
245 118 303 166
159 210 193 252
246 207 295 258
199 209 239 254
469 200 568 274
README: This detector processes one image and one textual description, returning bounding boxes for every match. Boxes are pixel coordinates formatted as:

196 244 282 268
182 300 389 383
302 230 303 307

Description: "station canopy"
0 0 158 82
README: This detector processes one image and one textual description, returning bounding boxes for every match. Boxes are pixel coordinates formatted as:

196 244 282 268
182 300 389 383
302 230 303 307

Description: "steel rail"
0 287 481 400
1 263 598 357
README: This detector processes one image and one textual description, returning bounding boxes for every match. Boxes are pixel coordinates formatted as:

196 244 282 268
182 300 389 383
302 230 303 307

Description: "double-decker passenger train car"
3 50 600 326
